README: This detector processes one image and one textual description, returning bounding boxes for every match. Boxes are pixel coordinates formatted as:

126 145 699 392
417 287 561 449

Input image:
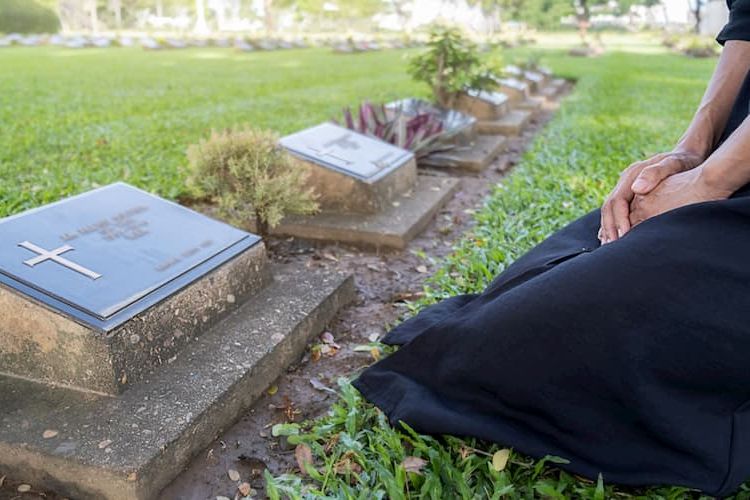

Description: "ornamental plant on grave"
338 102 456 161
408 25 498 109
186 127 319 236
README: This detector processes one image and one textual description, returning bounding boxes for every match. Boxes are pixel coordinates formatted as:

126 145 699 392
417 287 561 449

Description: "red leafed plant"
338 101 454 160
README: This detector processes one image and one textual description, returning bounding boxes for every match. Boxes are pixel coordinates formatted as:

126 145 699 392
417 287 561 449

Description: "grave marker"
280 122 416 214
277 123 460 248
0 183 268 394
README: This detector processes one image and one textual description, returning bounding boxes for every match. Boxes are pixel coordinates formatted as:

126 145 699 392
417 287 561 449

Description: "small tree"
187 127 319 237
409 26 497 108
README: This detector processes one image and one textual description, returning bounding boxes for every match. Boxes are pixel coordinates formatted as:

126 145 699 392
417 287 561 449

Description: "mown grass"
0 46 424 216
264 48 748 498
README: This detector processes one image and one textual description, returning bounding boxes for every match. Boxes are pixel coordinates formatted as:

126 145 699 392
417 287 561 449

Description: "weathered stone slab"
0 264 354 500
494 77 529 103
503 65 546 93
476 109 533 136
265 176 460 249
540 78 567 99
280 123 417 214
454 90 510 121
385 98 478 144
419 135 507 173
0 183 270 395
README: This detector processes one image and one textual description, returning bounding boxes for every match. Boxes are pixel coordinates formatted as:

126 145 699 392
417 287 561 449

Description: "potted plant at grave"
408 25 498 110
186 127 319 236
337 102 457 161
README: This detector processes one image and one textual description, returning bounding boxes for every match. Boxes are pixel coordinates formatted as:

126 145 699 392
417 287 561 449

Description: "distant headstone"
48 35 65 46
0 183 269 394
141 37 161 50
280 123 417 214
19 36 41 47
235 40 255 51
493 76 529 102
91 37 112 48
455 89 510 120
386 98 477 144
165 38 187 49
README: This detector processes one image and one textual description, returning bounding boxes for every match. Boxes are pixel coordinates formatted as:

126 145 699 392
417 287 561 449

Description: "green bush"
409 25 497 108
186 127 319 236
0 0 59 34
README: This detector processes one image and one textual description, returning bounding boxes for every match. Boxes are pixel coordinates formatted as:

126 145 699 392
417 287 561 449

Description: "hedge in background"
0 0 59 34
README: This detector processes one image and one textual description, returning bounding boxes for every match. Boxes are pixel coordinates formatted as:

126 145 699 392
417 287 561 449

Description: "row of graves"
0 33 419 53
0 66 565 499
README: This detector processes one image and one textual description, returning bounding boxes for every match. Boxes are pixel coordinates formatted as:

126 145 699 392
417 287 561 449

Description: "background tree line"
0 0 681 35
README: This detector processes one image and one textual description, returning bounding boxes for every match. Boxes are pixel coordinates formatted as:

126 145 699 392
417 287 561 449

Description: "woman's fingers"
631 157 689 194
600 196 631 244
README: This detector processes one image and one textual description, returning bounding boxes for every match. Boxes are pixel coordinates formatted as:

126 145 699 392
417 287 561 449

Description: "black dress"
353 2 750 496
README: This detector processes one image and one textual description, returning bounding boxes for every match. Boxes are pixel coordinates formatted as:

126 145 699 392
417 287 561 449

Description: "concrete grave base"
418 135 507 173
0 265 354 500
516 96 545 113
476 109 533 136
540 78 567 99
265 176 460 249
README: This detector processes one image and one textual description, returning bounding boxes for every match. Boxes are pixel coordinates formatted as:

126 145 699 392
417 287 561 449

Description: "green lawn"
0 46 424 216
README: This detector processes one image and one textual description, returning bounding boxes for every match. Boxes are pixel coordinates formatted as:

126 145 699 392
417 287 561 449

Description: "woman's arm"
629 111 750 224
599 40 750 244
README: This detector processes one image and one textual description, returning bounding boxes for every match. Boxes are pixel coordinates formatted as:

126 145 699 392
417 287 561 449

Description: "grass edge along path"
264 51 748 499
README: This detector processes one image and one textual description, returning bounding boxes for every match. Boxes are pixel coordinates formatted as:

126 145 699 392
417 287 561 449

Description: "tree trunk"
693 1 702 34
577 0 591 43
195 0 209 33
112 0 122 31
264 0 274 35
214 0 226 31
255 214 269 238
90 0 98 33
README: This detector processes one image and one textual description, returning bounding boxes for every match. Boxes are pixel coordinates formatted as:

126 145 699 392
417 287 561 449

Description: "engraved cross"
18 241 102 280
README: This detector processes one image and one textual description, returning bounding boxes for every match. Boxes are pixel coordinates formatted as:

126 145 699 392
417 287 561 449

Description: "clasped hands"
598 152 732 244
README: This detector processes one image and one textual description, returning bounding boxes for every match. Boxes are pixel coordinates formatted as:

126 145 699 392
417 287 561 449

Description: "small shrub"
187 127 319 236
678 36 718 58
338 102 454 160
0 0 59 34
408 25 497 108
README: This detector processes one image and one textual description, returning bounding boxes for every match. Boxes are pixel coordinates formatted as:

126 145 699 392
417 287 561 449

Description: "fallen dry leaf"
401 456 427 475
370 347 381 361
322 252 339 262
415 265 428 274
295 443 313 475
238 481 253 496
310 378 337 394
42 429 58 439
98 439 113 449
492 449 511 471
227 468 241 482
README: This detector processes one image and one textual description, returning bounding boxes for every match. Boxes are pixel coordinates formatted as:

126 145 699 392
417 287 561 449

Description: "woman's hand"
599 151 703 244
629 166 733 226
